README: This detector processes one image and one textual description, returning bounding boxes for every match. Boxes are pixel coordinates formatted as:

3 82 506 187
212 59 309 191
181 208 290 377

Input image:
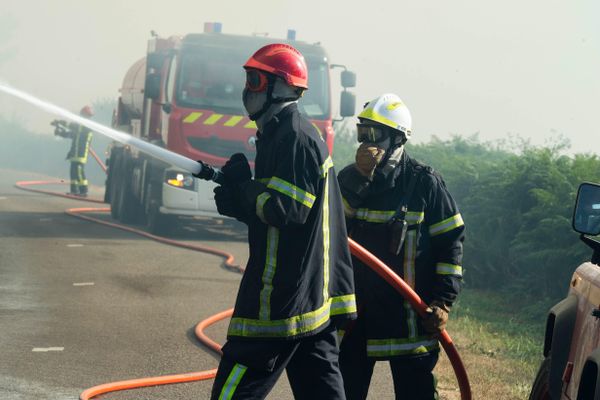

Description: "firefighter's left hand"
422 301 451 334
222 153 252 185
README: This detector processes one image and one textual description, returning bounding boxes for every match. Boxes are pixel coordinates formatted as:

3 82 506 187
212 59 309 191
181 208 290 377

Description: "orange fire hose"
15 179 471 400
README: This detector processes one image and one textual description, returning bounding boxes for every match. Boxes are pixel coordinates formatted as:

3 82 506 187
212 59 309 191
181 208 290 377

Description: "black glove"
222 153 252 185
238 180 268 216
214 185 245 220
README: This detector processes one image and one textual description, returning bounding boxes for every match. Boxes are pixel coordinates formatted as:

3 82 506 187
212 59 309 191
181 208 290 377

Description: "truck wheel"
109 155 123 220
529 357 551 400
116 159 143 224
146 201 173 236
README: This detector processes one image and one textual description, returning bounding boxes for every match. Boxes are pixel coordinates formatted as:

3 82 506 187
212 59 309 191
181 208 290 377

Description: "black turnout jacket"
227 103 357 341
338 152 465 359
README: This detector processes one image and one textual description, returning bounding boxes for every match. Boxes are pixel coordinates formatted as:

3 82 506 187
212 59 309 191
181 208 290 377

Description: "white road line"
66 244 84 248
32 347 64 352
73 282 95 286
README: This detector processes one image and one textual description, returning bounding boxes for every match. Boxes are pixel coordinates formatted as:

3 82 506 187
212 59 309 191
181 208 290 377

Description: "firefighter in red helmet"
52 106 94 197
209 43 356 400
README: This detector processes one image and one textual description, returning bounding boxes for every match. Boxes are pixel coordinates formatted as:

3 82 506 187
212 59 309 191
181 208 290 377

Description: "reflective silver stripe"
366 338 439 357
259 227 279 320
429 213 464 237
355 209 394 223
330 294 357 315
267 177 316 208
355 209 424 225
403 230 418 338
256 192 271 224
322 174 330 302
436 262 463 276
218 363 247 400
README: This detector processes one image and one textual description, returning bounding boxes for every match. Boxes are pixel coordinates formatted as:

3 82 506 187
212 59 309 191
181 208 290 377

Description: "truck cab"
106 26 356 233
530 182 600 400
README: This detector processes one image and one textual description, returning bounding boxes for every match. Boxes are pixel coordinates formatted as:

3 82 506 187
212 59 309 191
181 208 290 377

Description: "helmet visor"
356 123 389 143
245 69 268 92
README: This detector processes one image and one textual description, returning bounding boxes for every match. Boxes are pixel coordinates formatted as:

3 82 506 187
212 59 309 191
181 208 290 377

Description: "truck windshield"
176 49 330 119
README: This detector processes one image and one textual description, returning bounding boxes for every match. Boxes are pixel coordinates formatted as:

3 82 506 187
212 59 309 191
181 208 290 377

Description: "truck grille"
188 137 256 161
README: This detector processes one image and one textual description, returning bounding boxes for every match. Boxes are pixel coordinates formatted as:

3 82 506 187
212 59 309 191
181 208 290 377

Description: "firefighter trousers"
339 318 439 400
70 161 88 195
210 323 345 400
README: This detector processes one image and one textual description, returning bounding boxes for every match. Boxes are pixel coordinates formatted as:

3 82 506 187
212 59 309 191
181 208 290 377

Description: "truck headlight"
166 171 195 190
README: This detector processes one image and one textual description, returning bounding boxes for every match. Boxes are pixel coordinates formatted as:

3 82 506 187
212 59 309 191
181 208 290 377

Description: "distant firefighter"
52 105 94 197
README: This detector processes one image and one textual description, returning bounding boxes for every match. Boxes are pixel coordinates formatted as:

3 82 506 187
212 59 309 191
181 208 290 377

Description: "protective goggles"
245 69 269 92
356 123 390 143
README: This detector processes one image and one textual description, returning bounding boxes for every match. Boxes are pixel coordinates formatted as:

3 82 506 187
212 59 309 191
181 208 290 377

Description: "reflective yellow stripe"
330 294 357 315
256 192 271 224
436 262 463 276
355 209 424 224
367 337 439 357
358 108 402 131
429 213 464 237
244 120 257 129
259 227 279 320
224 116 243 127
320 156 334 178
267 177 316 208
403 230 418 338
204 114 223 125
322 174 330 302
183 112 203 123
218 363 247 400
342 197 356 218
228 294 356 338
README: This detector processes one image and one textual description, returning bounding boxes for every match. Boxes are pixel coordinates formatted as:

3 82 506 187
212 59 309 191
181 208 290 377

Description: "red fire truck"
105 24 356 233
529 182 600 399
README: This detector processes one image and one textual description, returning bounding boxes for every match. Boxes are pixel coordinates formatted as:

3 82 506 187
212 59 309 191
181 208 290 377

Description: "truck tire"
116 159 143 224
109 155 124 220
145 182 173 235
529 357 552 400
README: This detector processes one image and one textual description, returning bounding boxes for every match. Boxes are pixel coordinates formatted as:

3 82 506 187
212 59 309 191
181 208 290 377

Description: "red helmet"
244 43 308 89
80 105 94 117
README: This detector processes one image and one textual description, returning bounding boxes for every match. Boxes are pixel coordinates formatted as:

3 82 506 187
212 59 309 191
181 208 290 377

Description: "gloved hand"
238 180 268 216
355 143 385 178
422 301 451 334
214 185 245 220
222 153 252 185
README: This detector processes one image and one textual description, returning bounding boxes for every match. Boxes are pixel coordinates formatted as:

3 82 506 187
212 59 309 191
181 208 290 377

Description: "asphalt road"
0 168 395 400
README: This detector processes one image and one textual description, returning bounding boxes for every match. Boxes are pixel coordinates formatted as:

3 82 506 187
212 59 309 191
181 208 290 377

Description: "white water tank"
119 57 146 117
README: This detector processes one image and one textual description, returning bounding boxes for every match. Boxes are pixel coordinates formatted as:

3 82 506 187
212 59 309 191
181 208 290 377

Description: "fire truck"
529 182 600 400
105 23 356 233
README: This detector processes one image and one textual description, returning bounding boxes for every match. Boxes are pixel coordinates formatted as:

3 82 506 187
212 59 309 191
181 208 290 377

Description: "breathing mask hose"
348 238 472 400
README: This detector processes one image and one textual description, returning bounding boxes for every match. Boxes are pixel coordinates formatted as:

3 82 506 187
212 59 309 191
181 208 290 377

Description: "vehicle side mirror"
341 70 356 88
147 53 164 71
145 73 161 101
340 91 356 117
573 182 600 236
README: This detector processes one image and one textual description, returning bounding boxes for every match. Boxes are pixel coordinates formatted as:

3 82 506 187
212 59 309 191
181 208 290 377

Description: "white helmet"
358 93 412 140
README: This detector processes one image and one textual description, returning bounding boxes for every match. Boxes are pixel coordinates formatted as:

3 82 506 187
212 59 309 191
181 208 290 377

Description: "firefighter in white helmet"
337 94 465 400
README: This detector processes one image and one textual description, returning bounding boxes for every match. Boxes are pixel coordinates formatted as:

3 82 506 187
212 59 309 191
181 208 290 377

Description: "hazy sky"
1 0 598 153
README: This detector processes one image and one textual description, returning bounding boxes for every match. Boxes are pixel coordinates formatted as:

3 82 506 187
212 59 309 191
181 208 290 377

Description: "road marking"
66 244 84 248
73 282 95 286
32 347 64 352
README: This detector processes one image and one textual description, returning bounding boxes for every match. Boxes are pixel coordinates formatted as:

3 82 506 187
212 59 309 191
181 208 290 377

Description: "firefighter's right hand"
214 185 244 220
222 153 252 185
422 301 450 334
355 143 385 178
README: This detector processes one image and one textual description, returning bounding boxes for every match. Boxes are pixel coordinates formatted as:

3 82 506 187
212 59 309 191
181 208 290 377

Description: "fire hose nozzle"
193 160 225 185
